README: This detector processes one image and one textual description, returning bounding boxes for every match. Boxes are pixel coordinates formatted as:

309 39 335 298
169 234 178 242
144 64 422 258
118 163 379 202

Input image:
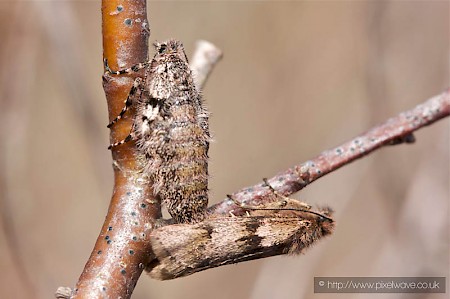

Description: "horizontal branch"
209 89 450 216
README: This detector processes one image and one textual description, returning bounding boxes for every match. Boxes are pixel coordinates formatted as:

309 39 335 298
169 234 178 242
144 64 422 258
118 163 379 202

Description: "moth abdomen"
150 103 209 223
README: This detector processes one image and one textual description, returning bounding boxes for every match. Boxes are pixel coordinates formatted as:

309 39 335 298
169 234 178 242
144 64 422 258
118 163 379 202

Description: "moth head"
154 39 189 63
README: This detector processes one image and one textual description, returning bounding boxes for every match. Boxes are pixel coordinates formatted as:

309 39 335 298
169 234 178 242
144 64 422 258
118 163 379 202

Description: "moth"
147 199 334 280
105 39 210 223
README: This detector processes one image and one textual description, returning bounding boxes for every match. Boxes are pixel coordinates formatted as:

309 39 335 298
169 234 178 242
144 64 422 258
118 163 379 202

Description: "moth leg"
108 132 136 150
227 193 304 211
227 194 259 211
262 178 311 210
104 58 150 75
107 77 143 128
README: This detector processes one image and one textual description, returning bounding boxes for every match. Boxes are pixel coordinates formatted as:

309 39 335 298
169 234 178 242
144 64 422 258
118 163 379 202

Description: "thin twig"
209 89 450 216
190 40 223 91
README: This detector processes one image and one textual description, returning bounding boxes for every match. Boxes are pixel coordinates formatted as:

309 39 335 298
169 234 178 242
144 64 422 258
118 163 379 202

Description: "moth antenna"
107 77 143 128
262 178 311 210
103 58 150 75
108 133 135 150
226 194 333 222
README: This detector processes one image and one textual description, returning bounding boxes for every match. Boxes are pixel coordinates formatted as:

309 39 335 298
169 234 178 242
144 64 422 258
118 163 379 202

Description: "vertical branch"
71 1 160 298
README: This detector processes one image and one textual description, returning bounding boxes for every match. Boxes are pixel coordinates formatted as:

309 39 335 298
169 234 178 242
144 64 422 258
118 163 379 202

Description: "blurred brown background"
0 1 448 299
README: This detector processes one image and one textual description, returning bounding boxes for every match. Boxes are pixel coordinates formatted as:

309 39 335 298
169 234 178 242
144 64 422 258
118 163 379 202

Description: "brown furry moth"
147 199 334 280
105 39 210 223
